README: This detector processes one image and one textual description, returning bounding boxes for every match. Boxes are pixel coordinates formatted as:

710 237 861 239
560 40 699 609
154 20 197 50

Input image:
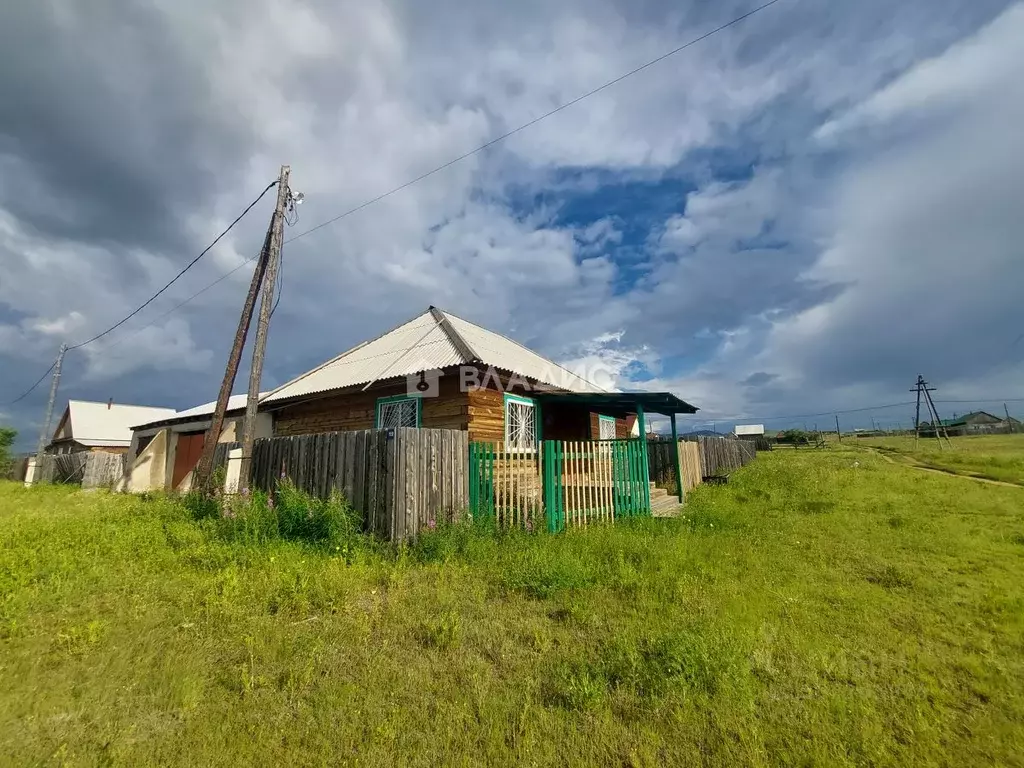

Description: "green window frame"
598 414 617 440
375 394 422 428
504 393 541 450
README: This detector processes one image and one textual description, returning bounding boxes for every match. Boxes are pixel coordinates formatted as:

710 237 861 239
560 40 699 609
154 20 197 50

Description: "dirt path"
858 446 1024 489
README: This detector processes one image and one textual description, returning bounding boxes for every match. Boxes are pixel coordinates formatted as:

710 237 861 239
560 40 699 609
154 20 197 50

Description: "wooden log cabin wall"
269 364 635 443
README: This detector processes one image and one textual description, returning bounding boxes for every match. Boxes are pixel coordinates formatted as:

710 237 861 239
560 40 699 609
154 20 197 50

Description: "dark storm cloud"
0 2 254 259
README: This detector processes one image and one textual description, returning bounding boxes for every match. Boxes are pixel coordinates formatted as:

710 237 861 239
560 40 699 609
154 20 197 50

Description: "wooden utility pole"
34 343 67 467
192 179 283 492
1005 403 1015 434
912 375 923 446
910 375 951 448
835 414 841 442
240 165 291 483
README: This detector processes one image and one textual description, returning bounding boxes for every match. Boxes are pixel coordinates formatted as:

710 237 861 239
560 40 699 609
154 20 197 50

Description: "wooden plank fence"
249 428 468 541
648 435 758 495
684 435 756 478
679 441 702 492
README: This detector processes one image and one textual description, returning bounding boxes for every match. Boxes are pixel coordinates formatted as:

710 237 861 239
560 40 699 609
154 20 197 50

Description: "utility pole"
192 177 283 492
34 343 68 469
240 165 291 484
1005 403 1015 434
835 414 841 442
910 375 951 448
912 376 923 446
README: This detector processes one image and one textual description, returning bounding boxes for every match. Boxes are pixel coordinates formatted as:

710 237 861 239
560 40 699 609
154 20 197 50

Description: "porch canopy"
532 391 698 419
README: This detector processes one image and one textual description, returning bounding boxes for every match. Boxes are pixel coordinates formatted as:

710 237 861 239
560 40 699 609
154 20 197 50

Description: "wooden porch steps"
648 482 682 518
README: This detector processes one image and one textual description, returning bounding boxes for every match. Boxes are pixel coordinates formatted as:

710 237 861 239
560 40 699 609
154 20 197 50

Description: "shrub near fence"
249 428 468 542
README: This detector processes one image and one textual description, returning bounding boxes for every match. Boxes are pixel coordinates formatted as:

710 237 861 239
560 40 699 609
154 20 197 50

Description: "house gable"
261 306 603 408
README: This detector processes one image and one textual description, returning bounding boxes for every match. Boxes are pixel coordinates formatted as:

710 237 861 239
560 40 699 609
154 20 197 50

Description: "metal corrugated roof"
59 401 177 446
444 313 604 393
130 392 269 431
262 307 604 404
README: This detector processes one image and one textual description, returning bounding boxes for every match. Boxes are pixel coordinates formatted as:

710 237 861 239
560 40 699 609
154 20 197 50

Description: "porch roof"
533 391 698 417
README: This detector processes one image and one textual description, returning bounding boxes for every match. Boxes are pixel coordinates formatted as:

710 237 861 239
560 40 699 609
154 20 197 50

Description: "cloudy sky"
2 0 1023 446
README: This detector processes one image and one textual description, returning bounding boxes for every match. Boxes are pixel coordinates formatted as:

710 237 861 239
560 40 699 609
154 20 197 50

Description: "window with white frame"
504 396 537 451
598 415 617 440
375 396 420 429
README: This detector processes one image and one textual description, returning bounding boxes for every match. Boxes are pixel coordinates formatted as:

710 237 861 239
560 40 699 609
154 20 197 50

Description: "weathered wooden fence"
685 435 757 478
649 435 758 495
679 441 702 492
30 452 126 488
249 428 468 541
647 438 681 495
81 452 126 489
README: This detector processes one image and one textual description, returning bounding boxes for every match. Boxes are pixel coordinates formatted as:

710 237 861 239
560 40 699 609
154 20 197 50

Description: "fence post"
224 447 243 494
636 404 652 514
24 457 38 487
670 414 683 504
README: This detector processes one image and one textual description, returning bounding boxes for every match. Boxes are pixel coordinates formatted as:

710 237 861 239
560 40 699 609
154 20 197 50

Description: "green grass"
2 446 1024 766
860 433 1024 485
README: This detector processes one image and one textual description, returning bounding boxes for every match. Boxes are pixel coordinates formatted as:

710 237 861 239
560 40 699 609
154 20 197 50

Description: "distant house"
126 306 698 491
48 400 176 455
922 411 1020 437
734 424 765 440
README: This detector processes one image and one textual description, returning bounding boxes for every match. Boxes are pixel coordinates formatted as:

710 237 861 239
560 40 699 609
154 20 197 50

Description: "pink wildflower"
427 518 437 530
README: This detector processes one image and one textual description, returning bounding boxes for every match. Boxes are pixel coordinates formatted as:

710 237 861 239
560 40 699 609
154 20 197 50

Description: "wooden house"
127 307 699 506
48 400 175 455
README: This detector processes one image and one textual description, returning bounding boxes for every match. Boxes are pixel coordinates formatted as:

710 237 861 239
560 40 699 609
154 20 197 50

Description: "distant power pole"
193 167 289 492
34 343 68 466
835 414 841 442
1005 403 1015 434
240 165 292 482
910 375 951 448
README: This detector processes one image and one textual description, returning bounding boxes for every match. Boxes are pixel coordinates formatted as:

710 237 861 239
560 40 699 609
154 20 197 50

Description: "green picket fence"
470 438 650 532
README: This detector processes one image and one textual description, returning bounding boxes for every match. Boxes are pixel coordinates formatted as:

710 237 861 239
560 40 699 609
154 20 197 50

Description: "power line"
95 252 262 357
284 0 784 245
934 397 1024 404
748 401 917 423
3 359 57 406
66 181 278 351
9 0 783 377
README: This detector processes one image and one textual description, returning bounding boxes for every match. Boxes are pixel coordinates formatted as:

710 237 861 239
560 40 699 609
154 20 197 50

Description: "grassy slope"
860 434 1024 485
1 447 1023 767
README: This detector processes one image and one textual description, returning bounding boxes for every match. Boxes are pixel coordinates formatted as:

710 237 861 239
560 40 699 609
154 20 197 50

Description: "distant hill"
680 430 721 438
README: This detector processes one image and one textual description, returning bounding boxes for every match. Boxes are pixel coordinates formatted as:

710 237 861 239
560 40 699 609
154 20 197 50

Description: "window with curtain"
598 415 617 440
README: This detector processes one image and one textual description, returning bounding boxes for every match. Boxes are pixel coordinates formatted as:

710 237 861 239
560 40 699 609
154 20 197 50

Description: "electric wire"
283 0 784 245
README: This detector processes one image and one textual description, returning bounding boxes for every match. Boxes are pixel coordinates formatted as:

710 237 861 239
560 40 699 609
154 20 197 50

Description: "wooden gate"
469 439 650 532
468 443 542 527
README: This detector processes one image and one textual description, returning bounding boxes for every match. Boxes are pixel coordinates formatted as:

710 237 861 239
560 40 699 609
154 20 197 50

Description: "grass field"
858 433 1024 485
2 444 1023 766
